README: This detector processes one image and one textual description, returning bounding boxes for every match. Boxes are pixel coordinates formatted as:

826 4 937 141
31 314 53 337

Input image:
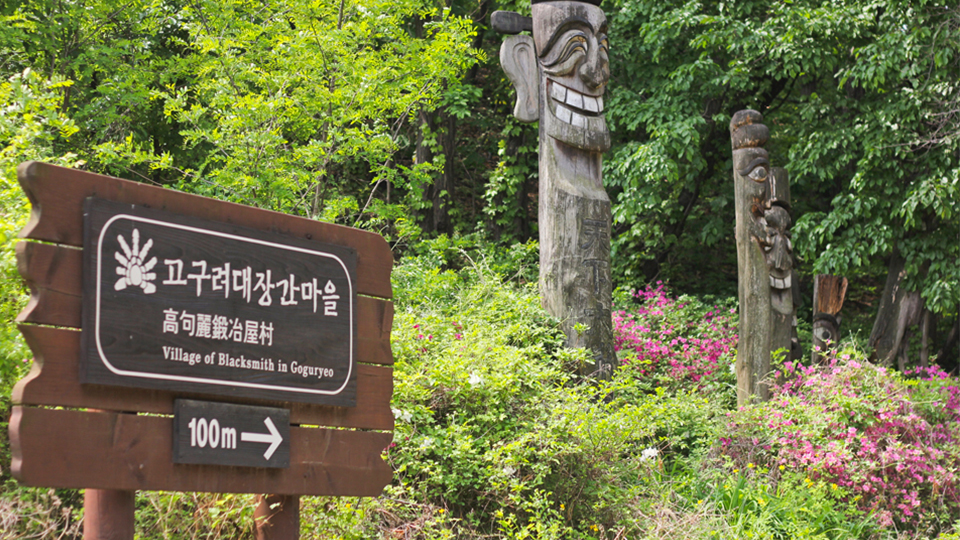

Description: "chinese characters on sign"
81 198 358 406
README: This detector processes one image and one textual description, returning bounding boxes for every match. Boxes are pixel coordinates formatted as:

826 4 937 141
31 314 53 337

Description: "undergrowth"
1 238 958 538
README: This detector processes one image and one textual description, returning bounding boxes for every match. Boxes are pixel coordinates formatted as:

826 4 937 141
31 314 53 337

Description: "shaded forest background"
1 0 958 370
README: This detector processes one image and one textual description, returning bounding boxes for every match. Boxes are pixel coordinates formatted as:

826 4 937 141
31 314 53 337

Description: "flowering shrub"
613 282 737 392
720 352 960 534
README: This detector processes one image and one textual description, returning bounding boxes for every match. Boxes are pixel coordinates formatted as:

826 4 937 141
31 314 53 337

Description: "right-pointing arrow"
241 417 283 460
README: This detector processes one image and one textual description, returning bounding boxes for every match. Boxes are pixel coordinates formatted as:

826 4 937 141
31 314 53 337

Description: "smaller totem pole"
730 110 797 405
812 274 848 363
493 0 616 378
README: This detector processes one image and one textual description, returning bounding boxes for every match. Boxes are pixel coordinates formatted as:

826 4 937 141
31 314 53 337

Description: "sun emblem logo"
114 228 158 294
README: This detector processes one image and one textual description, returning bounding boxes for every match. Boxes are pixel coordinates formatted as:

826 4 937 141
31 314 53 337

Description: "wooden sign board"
82 198 358 406
10 161 394 496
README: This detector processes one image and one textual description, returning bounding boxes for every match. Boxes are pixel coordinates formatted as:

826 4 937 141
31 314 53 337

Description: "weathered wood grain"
12 325 393 430
813 274 848 316
10 406 393 495
16 241 82 297
17 161 392 299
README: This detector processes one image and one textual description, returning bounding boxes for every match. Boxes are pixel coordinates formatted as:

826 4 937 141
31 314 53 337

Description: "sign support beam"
84 488 135 540
254 494 300 540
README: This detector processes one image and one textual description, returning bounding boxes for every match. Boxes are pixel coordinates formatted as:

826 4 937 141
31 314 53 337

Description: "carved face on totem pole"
498 0 611 152
730 111 794 298
763 167 794 292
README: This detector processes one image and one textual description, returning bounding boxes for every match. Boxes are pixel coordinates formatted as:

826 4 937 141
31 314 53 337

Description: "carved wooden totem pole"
493 1 616 378
767 167 801 362
730 110 796 405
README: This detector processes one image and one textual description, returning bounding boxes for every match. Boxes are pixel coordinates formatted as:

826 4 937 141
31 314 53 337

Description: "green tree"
2 0 482 242
604 0 959 363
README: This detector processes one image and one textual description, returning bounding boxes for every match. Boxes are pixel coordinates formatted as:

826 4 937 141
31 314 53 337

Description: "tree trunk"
434 110 455 235
920 309 932 368
416 109 436 234
868 248 923 367
937 316 960 372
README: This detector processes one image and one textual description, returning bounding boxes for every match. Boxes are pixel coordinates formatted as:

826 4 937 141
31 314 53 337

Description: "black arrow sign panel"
173 399 290 468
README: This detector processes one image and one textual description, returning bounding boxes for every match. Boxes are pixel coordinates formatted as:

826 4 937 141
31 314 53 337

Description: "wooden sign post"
10 162 395 539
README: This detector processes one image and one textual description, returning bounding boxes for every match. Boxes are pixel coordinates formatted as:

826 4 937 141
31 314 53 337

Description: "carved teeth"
550 82 605 116
769 275 792 289
571 112 587 128
556 104 573 124
550 83 567 103
583 96 599 113
588 115 606 133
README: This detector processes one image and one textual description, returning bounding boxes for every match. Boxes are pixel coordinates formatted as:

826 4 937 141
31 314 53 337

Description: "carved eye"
747 166 768 182
599 34 609 54
814 327 833 342
557 34 588 64
541 30 590 75
737 157 770 183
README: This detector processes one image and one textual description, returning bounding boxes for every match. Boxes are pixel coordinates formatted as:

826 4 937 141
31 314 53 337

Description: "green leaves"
605 0 960 313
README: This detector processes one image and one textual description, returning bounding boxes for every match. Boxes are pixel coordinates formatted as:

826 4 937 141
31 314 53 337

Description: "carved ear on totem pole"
500 35 539 123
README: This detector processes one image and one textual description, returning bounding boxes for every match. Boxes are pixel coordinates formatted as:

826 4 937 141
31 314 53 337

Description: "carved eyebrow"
540 17 592 56
738 157 769 177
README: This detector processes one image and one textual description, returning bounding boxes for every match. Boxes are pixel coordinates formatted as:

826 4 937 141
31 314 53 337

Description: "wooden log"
812 274 848 317
811 274 848 364
84 489 135 540
254 495 300 540
10 406 392 495
15 241 394 366
17 161 392 300
13 325 393 430
731 110 772 404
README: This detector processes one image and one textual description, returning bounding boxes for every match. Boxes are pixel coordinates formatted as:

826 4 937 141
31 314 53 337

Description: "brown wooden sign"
10 161 394 496
82 198 358 406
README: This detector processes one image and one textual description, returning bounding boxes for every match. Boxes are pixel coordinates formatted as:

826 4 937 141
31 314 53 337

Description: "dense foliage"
2 0 959 537
2 0 957 351
4 245 958 538
603 0 959 323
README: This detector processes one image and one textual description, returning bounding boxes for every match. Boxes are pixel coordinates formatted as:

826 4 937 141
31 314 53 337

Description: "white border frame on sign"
94 214 355 397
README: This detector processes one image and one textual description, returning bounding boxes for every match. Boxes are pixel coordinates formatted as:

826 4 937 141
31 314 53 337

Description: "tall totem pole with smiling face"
493 1 616 378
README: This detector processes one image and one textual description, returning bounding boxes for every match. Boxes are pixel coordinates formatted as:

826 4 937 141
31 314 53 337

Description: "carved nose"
578 48 608 90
